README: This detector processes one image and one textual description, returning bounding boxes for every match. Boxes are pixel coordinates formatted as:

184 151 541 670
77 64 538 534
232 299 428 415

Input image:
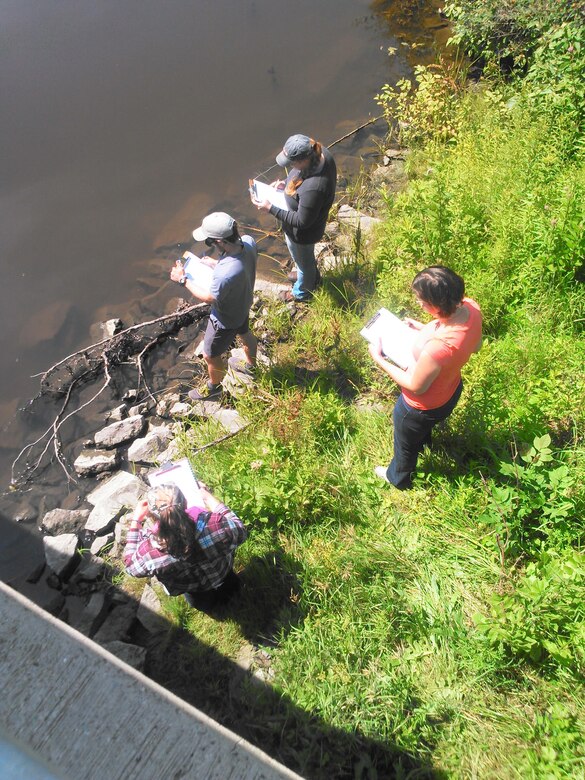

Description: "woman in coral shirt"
369 266 482 489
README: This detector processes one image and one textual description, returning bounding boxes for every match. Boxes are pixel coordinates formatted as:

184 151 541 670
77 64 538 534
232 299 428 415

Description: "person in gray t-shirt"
170 212 257 400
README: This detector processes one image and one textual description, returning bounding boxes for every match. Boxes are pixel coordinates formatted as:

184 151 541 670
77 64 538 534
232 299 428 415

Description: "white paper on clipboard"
147 458 204 508
249 179 289 211
360 307 417 370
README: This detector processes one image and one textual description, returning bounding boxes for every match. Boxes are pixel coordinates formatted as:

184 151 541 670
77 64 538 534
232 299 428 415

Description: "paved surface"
0 582 303 780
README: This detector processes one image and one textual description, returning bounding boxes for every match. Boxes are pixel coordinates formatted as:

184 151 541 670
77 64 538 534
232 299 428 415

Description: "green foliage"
479 434 580 557
524 702 585 778
474 548 585 677
374 85 585 336
443 0 584 69
161 34 585 776
526 21 585 139
376 58 466 146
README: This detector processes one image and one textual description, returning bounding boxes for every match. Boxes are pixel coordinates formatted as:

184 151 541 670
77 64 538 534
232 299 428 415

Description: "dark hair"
411 265 465 318
147 484 203 559
285 139 323 195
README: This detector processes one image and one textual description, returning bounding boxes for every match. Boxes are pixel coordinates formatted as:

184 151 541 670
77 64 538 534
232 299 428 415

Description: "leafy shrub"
479 434 581 557
525 21 585 143
376 59 466 146
524 702 585 778
474 548 585 677
443 0 584 69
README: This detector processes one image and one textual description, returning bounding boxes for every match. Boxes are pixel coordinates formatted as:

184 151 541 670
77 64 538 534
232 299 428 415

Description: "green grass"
111 52 585 778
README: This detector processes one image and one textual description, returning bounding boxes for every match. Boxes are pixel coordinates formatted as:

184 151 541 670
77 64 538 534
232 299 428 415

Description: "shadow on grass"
3 514 448 780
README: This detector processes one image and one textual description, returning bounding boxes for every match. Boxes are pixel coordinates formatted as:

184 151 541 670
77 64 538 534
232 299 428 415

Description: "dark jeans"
386 381 463 489
183 569 240 613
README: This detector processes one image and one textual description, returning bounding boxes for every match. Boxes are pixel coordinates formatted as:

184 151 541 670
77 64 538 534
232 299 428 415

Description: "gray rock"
253 278 289 298
41 508 90 536
137 584 168 635
86 471 147 508
128 403 149 417
169 402 191 417
74 448 119 477
337 204 382 234
156 439 181 464
383 147 406 163
93 601 137 644
43 533 79 578
94 414 146 449
73 554 105 582
101 641 147 671
85 501 125 536
156 393 181 418
68 592 109 638
127 425 173 464
105 404 127 423
14 581 65 615
89 318 123 342
212 409 248 433
90 533 114 556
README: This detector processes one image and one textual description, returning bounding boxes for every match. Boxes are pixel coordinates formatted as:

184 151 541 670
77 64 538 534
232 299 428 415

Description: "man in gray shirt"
170 212 257 400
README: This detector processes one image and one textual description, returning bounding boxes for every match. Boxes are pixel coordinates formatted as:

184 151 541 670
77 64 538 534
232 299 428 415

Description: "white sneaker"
374 466 391 484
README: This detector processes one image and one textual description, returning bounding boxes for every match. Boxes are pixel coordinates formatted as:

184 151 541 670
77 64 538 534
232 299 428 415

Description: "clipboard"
360 307 417 370
249 178 289 211
147 458 204 508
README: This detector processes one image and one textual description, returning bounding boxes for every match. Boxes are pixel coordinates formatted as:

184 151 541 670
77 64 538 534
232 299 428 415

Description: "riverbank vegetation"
123 5 585 778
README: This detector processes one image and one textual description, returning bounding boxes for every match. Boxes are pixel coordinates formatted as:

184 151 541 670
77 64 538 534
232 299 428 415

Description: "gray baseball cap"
192 212 236 241
276 134 313 167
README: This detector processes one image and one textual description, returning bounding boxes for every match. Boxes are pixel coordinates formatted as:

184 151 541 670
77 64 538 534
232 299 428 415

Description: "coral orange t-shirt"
402 298 482 411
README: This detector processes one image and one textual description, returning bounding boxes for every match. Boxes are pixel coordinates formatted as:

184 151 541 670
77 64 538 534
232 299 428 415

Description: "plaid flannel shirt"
123 504 247 595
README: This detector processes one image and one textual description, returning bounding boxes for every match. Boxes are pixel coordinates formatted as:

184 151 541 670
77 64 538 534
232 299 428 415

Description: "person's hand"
404 317 423 330
250 192 271 212
271 180 285 191
199 486 222 511
368 338 384 362
131 499 149 526
200 255 218 268
170 260 185 283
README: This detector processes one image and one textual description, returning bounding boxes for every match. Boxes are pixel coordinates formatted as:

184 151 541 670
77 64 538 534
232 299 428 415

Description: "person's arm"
404 317 424 331
197 486 248 548
170 260 215 303
368 339 442 395
269 183 324 231
123 500 177 577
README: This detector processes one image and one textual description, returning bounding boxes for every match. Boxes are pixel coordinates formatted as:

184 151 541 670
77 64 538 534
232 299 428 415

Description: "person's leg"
184 570 241 613
386 382 464 488
205 354 226 385
386 394 435 489
238 328 257 366
285 234 317 300
190 317 235 399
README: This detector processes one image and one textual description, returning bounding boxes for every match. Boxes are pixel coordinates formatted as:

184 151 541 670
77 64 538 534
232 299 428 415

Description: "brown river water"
0 0 448 574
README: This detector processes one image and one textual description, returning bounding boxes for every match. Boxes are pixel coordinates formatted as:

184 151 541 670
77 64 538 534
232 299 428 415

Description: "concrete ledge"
0 582 302 780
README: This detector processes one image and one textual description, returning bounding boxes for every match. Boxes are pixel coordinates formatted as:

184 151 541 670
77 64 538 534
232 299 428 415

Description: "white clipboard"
249 178 289 211
147 458 204 508
360 308 417 370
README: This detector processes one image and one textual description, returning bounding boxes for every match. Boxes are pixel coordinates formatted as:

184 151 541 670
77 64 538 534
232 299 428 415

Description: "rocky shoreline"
2 142 408 675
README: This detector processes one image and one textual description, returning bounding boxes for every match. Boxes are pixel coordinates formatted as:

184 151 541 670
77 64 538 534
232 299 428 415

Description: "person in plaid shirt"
124 482 247 611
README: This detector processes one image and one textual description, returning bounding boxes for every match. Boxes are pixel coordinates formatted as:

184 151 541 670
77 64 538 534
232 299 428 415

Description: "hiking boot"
228 356 256 377
188 382 224 401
